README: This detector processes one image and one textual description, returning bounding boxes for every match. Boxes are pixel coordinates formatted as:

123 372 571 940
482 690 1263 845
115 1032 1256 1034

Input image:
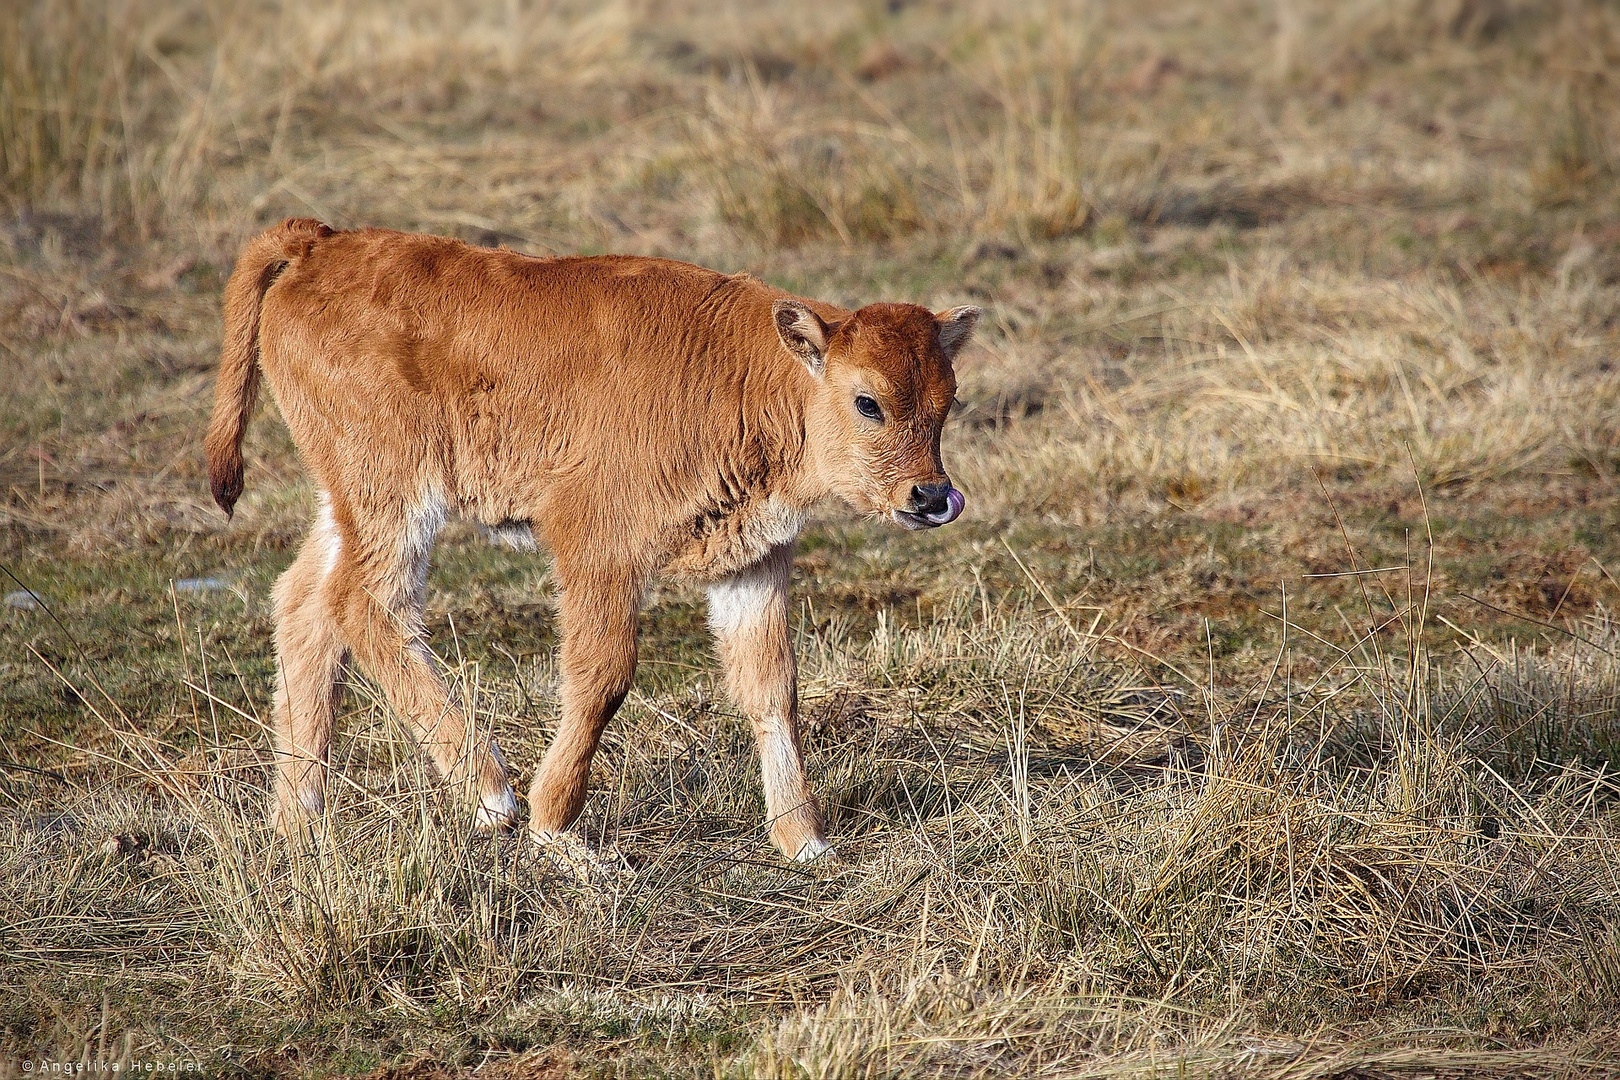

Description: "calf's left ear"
935 305 981 361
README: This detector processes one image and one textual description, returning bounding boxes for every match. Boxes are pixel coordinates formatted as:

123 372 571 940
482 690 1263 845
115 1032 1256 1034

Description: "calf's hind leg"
323 496 518 831
268 498 347 833
708 545 830 862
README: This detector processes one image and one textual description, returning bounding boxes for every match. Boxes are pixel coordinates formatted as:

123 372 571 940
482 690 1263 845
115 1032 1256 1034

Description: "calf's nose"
911 483 952 517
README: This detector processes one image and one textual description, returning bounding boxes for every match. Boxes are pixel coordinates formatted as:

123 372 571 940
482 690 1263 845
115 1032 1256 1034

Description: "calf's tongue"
926 486 965 525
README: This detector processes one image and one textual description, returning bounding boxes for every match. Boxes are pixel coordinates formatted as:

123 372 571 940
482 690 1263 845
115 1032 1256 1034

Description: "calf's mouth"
891 487 965 530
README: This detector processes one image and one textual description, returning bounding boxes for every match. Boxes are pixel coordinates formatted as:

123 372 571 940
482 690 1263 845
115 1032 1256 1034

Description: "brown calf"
206 219 977 860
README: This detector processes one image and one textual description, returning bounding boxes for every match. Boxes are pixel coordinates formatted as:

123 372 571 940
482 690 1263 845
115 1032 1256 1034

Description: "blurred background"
4 0 1619 547
3 0 1617 547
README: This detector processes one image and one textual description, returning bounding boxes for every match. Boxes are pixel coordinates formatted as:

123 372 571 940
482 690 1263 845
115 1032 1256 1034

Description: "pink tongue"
930 486 965 525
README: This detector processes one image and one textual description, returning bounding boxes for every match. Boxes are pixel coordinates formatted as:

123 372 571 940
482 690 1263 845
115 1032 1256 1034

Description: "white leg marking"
756 717 809 833
707 560 795 820
474 740 520 830
709 551 828 858
706 556 783 638
314 492 342 578
400 492 448 605
474 787 520 830
794 836 834 862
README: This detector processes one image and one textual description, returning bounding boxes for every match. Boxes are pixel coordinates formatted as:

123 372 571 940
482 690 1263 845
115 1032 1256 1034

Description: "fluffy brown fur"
206 218 978 860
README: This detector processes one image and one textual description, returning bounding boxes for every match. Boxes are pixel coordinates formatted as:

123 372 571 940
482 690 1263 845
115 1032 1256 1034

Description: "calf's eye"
855 395 884 422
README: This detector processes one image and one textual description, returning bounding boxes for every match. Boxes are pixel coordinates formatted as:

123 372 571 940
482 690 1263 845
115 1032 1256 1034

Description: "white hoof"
473 786 520 834
793 837 836 863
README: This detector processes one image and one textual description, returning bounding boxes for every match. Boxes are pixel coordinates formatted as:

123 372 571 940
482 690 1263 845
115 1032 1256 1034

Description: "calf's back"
254 228 835 573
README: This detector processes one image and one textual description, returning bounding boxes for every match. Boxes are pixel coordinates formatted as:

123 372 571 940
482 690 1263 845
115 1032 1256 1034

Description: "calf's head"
774 299 980 530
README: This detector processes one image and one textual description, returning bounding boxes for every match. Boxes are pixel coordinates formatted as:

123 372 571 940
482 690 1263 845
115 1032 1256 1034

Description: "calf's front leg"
708 545 831 861
528 568 640 839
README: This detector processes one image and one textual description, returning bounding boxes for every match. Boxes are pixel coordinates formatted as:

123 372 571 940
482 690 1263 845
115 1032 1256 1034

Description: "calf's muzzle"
893 481 965 529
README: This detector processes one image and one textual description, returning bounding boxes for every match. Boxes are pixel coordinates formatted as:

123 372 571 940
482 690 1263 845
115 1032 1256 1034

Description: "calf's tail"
204 217 333 517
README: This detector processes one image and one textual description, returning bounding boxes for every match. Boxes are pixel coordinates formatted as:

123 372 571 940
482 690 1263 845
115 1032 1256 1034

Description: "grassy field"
4 0 1620 1075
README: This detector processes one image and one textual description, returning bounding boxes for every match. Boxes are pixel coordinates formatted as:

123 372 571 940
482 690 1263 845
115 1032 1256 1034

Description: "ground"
3 0 1620 1076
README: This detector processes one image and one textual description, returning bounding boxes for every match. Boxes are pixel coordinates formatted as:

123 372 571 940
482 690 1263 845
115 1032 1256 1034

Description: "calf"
205 218 977 861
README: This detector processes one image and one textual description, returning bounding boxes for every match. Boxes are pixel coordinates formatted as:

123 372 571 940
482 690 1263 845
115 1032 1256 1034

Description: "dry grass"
7 593 1620 1075
3 0 1620 1075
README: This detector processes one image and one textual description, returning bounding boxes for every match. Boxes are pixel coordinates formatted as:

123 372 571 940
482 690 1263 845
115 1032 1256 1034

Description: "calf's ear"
935 305 981 360
774 300 831 377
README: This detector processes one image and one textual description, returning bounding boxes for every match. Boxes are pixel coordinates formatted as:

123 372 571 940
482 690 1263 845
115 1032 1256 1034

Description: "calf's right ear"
774 300 831 377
